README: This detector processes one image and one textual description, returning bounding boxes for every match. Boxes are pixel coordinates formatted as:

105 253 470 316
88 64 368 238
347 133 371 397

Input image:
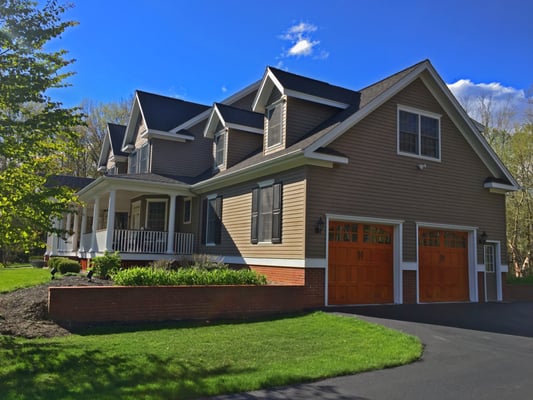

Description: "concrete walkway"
212 302 533 400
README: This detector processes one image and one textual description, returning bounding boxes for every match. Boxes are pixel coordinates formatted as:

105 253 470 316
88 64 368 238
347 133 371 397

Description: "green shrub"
48 257 70 270
180 254 227 270
91 251 121 279
113 266 267 286
507 274 533 284
57 259 81 274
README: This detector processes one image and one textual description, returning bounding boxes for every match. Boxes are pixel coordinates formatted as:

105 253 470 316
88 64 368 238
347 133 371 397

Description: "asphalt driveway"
212 302 533 400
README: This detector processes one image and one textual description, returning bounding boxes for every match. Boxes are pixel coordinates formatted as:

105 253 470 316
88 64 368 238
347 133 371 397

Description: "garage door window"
420 230 440 246
329 223 358 242
364 225 392 244
444 231 467 248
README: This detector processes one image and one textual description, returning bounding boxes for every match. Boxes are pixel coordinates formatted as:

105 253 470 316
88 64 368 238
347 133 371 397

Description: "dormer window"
214 130 226 168
266 99 283 148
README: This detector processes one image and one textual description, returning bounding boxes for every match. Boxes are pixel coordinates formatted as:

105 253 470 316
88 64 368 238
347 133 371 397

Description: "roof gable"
252 66 360 113
97 123 127 170
204 103 264 138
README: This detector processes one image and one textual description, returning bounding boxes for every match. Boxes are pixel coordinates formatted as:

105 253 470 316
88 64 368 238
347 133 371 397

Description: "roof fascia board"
143 129 193 142
78 175 193 201
121 93 141 152
170 108 212 134
307 63 428 153
203 105 225 138
226 123 264 135
419 67 519 188
483 181 518 192
284 88 350 109
304 149 349 164
252 68 284 113
97 131 111 167
192 151 334 194
170 81 260 134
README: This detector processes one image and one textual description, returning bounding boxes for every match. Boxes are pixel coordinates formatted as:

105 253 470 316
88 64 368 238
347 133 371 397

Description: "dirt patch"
0 275 113 339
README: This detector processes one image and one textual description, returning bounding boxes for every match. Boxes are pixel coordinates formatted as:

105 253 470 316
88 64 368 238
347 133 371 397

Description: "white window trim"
397 105 442 162
214 129 227 169
145 199 168 231
183 197 192 224
265 98 285 150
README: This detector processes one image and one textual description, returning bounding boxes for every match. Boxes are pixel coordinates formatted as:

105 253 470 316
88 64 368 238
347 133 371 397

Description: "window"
203 195 222 245
145 200 167 231
128 144 150 174
129 152 137 174
214 130 225 168
266 101 283 148
183 198 192 224
398 107 440 160
251 182 282 244
139 144 149 173
484 244 496 273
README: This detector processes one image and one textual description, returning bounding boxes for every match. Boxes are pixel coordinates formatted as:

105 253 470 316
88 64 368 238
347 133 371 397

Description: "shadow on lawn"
0 335 252 400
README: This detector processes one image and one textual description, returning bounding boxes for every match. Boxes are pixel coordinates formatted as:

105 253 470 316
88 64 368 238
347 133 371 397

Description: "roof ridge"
359 59 429 92
136 90 208 107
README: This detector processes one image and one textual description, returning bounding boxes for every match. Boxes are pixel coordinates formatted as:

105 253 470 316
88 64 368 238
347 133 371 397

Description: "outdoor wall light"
315 216 325 234
478 231 488 245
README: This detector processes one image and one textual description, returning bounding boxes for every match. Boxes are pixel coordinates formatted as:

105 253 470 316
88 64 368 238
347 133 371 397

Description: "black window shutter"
201 198 207 245
251 188 259 244
271 183 282 244
214 195 222 245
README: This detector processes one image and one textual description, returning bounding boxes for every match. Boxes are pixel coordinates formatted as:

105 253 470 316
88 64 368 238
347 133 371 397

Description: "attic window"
398 106 441 160
214 130 226 168
266 100 283 148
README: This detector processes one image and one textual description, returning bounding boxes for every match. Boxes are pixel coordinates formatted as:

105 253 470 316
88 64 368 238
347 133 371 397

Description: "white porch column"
166 194 177 254
72 209 80 252
105 190 116 251
49 217 60 256
89 197 100 253
79 206 88 253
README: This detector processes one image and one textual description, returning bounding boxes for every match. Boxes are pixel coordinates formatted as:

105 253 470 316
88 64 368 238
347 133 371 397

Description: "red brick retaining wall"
402 270 417 304
48 268 325 323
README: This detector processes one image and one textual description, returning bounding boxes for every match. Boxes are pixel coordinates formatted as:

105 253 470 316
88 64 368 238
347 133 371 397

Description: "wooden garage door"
328 222 393 305
419 229 469 302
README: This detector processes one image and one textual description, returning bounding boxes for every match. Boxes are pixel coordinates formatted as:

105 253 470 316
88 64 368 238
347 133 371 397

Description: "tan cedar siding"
306 77 508 264
226 129 263 169
229 90 258 110
151 122 213 177
285 98 340 147
200 168 306 260
264 89 285 155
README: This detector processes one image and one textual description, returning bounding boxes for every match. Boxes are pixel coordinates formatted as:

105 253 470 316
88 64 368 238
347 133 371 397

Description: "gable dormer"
204 103 263 171
97 123 128 175
252 67 360 155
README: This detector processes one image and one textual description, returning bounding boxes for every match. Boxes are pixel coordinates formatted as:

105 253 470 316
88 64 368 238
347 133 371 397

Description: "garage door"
328 222 393 305
419 229 469 302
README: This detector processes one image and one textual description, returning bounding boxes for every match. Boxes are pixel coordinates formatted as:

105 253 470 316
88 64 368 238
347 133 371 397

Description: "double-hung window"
145 199 167 231
266 100 283 148
214 130 226 168
183 198 192 224
398 107 441 160
139 144 149 173
251 181 282 244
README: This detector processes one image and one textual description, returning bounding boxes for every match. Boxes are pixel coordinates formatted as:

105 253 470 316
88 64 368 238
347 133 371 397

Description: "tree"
0 0 83 263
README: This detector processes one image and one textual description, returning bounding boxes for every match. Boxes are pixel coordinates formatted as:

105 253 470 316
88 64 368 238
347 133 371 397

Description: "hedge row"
48 257 81 274
112 267 267 286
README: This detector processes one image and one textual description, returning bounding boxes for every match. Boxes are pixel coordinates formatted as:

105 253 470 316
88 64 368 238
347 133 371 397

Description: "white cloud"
280 22 327 59
448 79 531 128
221 85 227 93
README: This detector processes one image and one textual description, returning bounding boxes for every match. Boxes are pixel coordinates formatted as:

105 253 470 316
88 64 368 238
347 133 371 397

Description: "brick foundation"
249 265 305 285
48 267 326 324
402 270 417 304
477 272 486 302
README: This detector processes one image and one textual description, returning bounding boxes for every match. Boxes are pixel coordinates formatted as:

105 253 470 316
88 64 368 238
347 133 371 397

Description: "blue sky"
51 0 532 121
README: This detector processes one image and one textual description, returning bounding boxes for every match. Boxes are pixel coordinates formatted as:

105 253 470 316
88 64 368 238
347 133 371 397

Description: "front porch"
47 174 198 261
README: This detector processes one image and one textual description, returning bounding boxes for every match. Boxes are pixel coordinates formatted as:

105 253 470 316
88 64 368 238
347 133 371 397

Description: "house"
46 59 518 305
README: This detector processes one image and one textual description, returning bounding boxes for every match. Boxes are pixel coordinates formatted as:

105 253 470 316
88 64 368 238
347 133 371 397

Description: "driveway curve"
212 302 533 400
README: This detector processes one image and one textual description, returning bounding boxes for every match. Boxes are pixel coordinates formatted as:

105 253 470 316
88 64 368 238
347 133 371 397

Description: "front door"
484 244 498 301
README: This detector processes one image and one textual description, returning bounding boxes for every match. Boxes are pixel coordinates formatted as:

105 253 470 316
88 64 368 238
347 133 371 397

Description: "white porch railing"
113 229 194 255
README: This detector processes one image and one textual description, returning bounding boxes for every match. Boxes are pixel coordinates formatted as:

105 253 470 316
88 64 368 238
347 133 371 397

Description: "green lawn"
0 267 51 293
0 312 422 400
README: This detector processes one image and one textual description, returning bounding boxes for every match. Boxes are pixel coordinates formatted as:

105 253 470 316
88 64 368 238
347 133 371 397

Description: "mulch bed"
0 275 112 339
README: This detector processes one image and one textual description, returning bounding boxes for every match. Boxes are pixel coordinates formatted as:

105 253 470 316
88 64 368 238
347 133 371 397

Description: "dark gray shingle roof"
108 123 127 157
268 66 361 106
46 175 95 190
215 103 263 130
136 91 209 131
